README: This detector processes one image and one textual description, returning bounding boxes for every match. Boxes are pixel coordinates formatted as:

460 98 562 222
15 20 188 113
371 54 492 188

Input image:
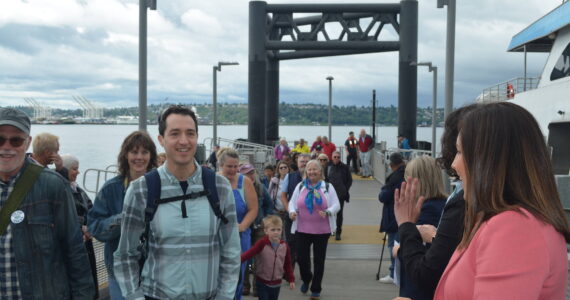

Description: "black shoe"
335 232 341 241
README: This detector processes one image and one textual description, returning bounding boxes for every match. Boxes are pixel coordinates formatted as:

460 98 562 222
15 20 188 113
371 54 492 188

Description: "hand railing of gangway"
82 166 118 195
203 137 276 172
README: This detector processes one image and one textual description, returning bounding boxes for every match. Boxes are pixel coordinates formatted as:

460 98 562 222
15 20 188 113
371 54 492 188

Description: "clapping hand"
394 177 425 226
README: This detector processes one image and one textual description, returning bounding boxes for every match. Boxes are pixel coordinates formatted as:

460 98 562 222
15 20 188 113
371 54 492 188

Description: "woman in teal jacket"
87 131 157 299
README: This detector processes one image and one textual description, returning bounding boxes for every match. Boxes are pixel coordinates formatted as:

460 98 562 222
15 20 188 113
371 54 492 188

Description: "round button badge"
10 210 25 224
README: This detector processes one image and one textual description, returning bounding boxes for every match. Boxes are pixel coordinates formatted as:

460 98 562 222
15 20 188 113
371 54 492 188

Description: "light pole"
437 0 455 120
326 76 334 140
412 61 438 157
139 0 157 131
213 61 239 144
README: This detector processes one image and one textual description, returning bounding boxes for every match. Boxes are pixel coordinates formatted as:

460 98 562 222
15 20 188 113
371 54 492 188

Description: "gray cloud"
0 0 562 110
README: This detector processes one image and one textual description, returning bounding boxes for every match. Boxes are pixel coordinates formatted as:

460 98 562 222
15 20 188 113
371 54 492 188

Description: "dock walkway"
253 176 399 300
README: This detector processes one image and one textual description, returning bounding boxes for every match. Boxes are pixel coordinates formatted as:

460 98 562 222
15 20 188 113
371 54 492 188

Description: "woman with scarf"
288 159 340 300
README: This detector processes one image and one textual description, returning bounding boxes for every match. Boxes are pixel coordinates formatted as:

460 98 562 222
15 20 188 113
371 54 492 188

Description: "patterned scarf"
303 178 322 214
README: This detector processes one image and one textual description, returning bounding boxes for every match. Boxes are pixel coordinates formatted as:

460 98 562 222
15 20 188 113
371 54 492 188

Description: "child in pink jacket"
241 215 295 300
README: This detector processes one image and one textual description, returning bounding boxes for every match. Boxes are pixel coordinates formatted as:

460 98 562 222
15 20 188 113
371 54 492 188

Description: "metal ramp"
204 137 276 172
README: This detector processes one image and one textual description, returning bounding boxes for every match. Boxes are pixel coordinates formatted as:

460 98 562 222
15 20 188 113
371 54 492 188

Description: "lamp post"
326 76 334 140
139 0 157 131
412 61 438 157
437 0 455 119
213 61 239 143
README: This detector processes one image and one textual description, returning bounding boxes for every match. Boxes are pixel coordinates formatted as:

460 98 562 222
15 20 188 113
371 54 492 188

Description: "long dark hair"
458 102 570 248
117 131 158 178
436 103 479 176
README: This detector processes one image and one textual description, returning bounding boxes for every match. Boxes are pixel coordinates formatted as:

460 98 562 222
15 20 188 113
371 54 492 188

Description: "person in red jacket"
241 215 295 300
321 136 336 160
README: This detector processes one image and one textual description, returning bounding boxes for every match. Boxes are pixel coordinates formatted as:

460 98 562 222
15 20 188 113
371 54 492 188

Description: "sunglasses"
319 159 328 161
0 136 26 147
332 156 340 158
279 166 289 170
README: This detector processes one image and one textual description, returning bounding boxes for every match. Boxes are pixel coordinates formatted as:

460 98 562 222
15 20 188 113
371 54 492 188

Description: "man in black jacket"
326 151 352 240
378 152 405 284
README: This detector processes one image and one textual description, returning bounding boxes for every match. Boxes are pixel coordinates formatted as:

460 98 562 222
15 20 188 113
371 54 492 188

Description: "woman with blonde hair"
396 102 570 299
288 159 340 300
217 147 258 300
395 155 447 300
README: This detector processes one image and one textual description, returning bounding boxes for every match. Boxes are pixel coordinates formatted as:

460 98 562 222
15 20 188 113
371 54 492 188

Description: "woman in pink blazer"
395 102 570 300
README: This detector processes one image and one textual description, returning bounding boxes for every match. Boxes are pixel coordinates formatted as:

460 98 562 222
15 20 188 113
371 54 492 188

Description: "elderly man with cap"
239 163 274 297
0 108 95 299
378 152 406 284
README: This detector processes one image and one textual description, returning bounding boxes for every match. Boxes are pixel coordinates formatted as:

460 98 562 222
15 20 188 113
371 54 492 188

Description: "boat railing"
476 77 539 103
475 77 540 103
82 165 118 195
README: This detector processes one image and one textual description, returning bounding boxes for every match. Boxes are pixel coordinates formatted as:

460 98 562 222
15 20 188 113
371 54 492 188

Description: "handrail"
82 167 118 194
476 77 539 103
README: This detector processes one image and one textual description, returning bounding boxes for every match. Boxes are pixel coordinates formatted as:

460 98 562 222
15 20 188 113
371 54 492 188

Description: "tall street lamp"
437 0 456 119
412 61 438 157
326 76 334 140
213 61 239 143
139 0 157 131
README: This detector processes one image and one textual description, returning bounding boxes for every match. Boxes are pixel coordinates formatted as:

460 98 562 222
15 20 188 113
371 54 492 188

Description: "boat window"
550 42 570 81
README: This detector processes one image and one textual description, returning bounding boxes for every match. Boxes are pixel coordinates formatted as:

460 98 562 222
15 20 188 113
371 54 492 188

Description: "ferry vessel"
477 0 570 176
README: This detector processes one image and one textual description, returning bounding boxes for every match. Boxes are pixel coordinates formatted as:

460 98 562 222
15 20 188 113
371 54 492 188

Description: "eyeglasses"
319 159 328 162
279 166 289 170
0 136 26 147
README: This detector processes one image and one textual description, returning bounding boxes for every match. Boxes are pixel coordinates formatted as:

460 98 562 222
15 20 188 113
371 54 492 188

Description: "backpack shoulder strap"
201 166 229 224
144 169 161 223
0 163 43 235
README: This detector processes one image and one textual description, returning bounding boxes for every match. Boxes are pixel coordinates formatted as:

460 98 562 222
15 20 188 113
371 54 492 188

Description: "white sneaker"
378 275 394 284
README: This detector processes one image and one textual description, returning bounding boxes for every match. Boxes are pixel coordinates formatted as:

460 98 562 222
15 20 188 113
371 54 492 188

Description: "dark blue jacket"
87 175 125 278
398 197 446 300
255 184 275 225
286 171 303 200
11 159 95 299
379 165 405 233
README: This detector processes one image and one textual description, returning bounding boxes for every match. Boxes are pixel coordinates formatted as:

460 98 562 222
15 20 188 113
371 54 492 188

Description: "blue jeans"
387 231 399 278
360 151 372 176
108 275 124 300
256 281 281 300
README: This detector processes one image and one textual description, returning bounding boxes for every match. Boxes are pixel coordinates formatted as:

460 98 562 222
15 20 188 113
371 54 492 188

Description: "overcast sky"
0 0 564 109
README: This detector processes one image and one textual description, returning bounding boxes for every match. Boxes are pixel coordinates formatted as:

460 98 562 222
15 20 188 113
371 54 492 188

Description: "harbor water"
30 124 443 195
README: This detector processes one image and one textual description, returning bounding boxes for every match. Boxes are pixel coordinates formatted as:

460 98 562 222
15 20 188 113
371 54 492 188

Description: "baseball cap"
0 108 31 135
239 164 255 174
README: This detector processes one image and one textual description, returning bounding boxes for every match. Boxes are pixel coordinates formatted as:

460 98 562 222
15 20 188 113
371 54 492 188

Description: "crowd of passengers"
0 102 567 300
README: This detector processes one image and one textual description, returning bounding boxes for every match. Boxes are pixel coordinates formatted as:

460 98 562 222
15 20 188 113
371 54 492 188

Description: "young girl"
241 215 295 300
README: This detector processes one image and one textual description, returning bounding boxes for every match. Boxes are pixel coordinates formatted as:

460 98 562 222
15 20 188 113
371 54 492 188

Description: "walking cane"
376 232 387 280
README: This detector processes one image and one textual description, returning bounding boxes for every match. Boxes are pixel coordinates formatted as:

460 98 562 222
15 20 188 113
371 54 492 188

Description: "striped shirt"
113 162 241 300
0 172 22 299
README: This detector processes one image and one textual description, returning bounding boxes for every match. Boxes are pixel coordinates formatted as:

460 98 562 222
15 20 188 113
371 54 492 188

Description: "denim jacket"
10 159 95 299
87 175 125 278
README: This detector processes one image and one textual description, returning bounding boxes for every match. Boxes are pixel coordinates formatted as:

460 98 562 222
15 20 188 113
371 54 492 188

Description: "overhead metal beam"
272 49 397 60
266 41 399 51
266 3 401 13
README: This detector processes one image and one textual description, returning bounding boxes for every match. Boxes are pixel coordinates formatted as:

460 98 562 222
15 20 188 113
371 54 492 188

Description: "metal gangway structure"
23 97 52 121
204 137 276 172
